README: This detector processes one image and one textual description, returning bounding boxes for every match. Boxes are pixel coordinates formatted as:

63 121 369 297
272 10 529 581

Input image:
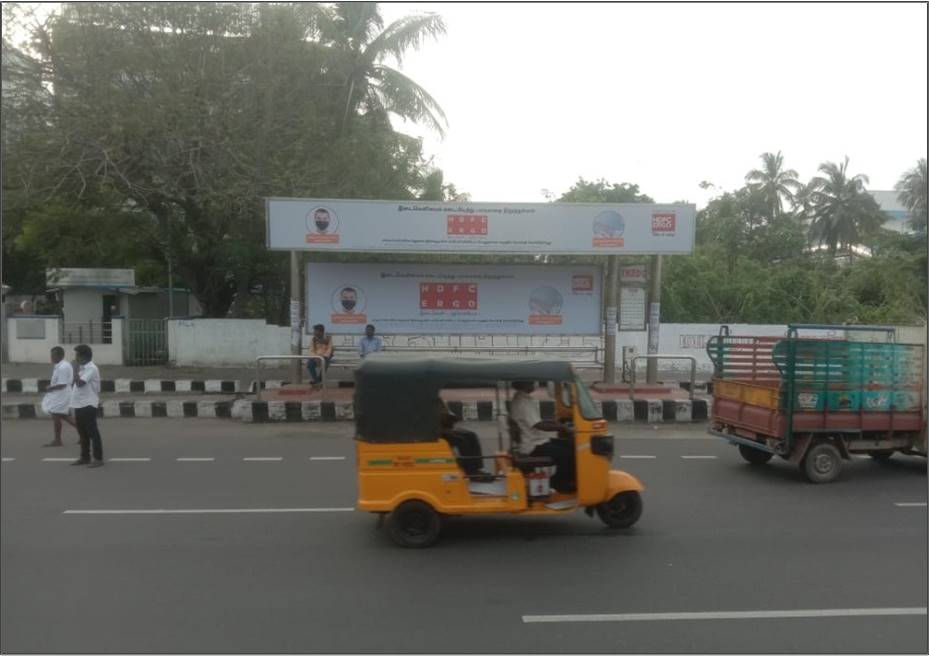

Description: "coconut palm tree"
894 158 927 234
807 157 885 258
318 3 447 136
744 151 802 220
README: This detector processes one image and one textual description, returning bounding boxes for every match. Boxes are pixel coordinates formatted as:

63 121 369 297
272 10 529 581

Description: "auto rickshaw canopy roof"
353 356 577 443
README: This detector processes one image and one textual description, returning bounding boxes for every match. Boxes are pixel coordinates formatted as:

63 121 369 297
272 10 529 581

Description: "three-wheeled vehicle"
708 323 927 483
354 356 644 547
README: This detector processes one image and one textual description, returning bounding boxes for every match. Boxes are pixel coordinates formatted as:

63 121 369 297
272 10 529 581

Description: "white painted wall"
63 288 105 324
6 317 125 365
6 317 61 363
167 319 291 366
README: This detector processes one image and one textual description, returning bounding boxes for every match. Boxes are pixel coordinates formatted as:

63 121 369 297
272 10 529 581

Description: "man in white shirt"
70 344 104 467
41 346 76 447
510 381 575 492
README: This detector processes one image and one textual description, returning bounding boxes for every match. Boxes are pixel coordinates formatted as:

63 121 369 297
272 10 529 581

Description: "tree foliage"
2 2 449 318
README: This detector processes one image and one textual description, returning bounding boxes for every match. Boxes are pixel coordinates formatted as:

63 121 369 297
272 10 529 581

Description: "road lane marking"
63 507 355 515
177 457 215 462
108 457 151 462
681 455 717 460
894 502 927 507
243 457 283 462
522 607 928 624
42 458 74 462
620 455 656 459
309 456 346 461
1 457 14 462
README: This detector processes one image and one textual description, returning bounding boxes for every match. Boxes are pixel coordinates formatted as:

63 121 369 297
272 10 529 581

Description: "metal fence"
60 321 112 344
125 319 167 365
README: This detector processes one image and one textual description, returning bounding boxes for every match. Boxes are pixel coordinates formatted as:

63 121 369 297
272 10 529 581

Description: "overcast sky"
380 2 927 207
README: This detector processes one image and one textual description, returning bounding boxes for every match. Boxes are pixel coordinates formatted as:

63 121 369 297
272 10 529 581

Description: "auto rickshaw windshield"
574 376 601 420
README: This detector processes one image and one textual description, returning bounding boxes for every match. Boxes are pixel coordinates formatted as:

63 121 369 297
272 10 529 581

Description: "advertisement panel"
269 199 695 254
307 263 602 335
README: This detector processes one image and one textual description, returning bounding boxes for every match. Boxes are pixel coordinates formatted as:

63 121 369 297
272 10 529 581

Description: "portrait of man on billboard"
313 208 332 233
339 287 358 314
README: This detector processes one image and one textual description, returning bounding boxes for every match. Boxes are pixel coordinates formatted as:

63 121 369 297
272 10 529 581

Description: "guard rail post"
629 354 696 401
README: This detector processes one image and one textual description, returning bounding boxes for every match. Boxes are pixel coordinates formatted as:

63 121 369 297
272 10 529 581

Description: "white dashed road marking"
177 457 216 462
522 607 928 624
894 502 927 507
108 457 151 462
620 455 657 460
63 507 355 515
42 458 74 462
310 456 346 461
1 457 14 462
243 457 283 462
681 455 718 460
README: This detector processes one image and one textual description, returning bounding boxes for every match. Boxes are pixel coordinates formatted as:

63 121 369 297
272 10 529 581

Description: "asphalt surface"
2 419 927 654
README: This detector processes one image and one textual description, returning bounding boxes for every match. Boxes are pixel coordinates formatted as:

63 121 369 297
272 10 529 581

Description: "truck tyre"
801 442 842 484
869 450 894 462
386 500 441 548
739 444 774 465
596 491 643 529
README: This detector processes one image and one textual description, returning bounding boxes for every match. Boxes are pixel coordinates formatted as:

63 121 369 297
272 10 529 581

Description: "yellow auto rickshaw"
354 356 644 547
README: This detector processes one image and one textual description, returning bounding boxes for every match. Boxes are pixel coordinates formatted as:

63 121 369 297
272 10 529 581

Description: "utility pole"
290 251 302 383
603 255 619 384
646 254 663 383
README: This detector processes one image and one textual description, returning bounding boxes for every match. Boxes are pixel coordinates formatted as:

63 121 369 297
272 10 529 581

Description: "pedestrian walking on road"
41 346 76 447
70 344 104 468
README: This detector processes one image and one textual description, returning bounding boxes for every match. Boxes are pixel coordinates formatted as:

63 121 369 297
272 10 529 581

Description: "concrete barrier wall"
167 319 291 366
6 316 125 365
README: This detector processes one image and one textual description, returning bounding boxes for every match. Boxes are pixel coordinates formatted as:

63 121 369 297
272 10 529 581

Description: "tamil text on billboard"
269 199 695 254
306 263 602 335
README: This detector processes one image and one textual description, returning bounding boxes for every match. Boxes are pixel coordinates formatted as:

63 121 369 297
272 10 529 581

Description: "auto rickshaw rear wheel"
596 491 643 529
738 444 774 465
386 500 442 548
801 442 842 484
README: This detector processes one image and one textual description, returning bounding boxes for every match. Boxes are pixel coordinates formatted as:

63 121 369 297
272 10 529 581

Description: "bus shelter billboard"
306 263 602 335
268 198 695 254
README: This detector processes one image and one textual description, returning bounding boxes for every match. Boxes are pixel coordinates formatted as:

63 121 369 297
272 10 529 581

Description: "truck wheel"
596 491 643 529
739 444 774 465
386 500 442 548
801 443 842 484
869 450 895 462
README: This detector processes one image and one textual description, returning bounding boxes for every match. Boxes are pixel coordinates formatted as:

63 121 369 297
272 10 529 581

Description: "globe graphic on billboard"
593 210 625 238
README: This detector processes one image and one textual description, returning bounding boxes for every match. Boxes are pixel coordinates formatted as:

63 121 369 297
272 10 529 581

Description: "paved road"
2 419 926 653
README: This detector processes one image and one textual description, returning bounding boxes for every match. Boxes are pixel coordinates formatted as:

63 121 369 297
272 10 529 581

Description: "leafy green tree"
319 2 447 136
807 157 885 257
895 158 928 235
744 151 801 220
556 178 653 204
5 2 448 317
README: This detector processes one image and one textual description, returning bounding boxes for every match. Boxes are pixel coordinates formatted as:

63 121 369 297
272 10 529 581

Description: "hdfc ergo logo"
447 214 488 236
651 212 676 236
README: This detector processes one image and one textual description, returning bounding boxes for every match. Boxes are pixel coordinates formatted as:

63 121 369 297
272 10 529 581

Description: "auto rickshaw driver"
510 380 576 492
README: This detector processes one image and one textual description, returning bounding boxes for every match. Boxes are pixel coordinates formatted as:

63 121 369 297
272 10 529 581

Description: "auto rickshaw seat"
506 416 554 471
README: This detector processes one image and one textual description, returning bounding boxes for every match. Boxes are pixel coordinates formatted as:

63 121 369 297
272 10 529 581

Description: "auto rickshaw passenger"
510 381 576 492
436 399 486 476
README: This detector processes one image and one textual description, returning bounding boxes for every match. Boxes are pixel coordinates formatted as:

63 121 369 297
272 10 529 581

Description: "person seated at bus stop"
436 398 488 477
510 381 575 492
307 324 333 387
358 324 383 359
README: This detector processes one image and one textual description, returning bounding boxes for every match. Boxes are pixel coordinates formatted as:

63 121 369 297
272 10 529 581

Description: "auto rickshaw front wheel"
595 491 643 529
386 500 442 548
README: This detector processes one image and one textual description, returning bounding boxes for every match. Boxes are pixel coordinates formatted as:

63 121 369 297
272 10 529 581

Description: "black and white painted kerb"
2 378 244 394
2 398 709 423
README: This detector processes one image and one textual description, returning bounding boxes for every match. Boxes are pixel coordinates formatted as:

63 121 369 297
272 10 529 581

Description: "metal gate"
125 319 168 366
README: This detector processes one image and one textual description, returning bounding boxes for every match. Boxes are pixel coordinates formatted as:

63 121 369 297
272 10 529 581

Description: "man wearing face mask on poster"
314 208 331 233
339 287 358 314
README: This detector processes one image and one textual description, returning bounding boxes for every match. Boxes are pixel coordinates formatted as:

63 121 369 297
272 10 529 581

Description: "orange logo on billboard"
330 285 366 324
571 274 594 293
306 206 340 244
